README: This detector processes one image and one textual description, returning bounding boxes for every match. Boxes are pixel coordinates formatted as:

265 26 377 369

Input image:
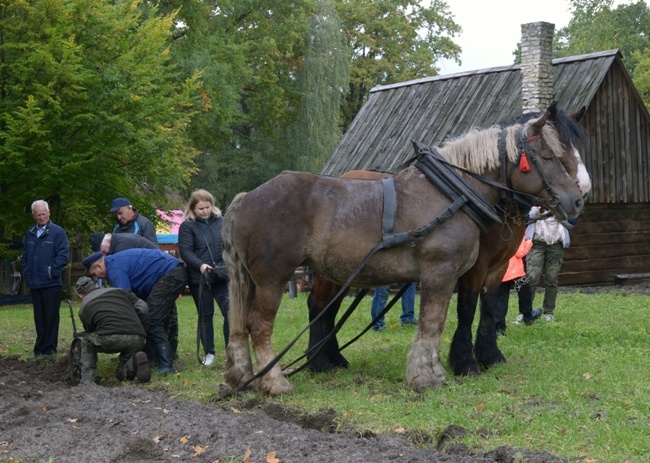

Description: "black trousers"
31 286 62 356
495 280 533 331
189 279 230 354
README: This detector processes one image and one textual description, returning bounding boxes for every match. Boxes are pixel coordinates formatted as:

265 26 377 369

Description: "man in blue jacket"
21 200 69 358
83 248 186 375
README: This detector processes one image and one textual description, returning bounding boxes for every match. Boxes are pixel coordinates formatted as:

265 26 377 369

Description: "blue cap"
82 252 104 271
109 197 131 213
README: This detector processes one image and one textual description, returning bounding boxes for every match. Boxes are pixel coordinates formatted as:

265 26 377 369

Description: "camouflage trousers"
525 240 565 314
80 333 146 383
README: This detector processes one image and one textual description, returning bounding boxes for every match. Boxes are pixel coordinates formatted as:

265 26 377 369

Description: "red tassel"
519 153 531 172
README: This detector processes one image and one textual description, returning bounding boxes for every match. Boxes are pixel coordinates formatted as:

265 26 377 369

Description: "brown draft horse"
304 104 592 376
222 108 586 395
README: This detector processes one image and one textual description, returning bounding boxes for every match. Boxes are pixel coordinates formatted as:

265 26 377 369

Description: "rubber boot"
133 352 151 383
154 342 175 375
170 339 179 360
80 368 95 385
144 341 157 367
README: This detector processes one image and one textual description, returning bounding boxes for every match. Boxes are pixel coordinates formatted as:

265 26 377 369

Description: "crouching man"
74 276 151 384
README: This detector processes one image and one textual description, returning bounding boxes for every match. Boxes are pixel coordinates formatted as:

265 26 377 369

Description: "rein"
230 127 564 392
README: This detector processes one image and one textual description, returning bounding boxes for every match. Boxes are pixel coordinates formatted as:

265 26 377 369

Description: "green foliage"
281 0 350 173
335 0 461 130
555 0 650 106
0 0 200 239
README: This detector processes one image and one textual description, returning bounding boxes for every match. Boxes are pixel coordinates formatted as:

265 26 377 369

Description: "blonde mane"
436 116 564 174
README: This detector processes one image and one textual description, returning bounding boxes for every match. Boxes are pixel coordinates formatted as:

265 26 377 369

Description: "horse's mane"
436 113 565 174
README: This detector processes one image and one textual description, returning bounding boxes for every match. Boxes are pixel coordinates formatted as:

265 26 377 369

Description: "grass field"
1 289 648 462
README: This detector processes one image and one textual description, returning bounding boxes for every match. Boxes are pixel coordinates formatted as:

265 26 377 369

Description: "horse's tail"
222 192 257 387
223 192 254 337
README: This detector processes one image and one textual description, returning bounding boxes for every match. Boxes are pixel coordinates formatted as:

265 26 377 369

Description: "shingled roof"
322 49 621 176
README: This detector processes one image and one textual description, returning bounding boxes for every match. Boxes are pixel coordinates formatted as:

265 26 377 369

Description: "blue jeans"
370 283 416 329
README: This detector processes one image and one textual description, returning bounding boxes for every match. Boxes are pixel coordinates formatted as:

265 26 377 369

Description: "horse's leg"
248 285 294 395
405 278 455 391
306 277 348 372
474 273 507 369
448 276 482 376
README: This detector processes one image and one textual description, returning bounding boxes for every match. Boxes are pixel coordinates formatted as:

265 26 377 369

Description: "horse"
304 104 592 376
221 107 586 395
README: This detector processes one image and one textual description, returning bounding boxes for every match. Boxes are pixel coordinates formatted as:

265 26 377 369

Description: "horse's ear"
547 101 558 119
530 109 550 133
572 106 586 122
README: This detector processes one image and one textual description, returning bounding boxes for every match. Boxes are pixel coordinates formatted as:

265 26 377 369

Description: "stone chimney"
520 22 555 113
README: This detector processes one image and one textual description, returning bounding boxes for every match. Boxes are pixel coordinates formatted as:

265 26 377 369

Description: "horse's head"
503 102 592 200
504 108 586 221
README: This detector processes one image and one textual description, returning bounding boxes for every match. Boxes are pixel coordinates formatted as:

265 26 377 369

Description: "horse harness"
231 129 566 391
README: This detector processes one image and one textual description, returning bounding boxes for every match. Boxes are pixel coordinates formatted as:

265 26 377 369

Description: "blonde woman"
178 189 229 366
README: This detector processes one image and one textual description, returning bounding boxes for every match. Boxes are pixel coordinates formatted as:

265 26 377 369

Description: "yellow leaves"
475 403 484 411
584 372 592 380
192 444 208 457
67 418 78 423
391 426 405 434
584 458 597 463
238 448 282 463
180 435 189 445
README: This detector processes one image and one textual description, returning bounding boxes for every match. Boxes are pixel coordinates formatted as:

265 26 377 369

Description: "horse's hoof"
261 378 294 396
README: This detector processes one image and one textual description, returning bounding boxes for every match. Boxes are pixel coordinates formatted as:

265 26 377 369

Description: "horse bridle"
499 126 560 210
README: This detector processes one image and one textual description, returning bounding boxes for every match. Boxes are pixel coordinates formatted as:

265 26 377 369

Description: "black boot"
154 342 175 375
523 307 542 325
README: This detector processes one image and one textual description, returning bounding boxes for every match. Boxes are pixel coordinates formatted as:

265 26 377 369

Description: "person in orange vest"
494 237 542 336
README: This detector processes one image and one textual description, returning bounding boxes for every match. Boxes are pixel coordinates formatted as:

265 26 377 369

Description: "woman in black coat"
178 189 229 366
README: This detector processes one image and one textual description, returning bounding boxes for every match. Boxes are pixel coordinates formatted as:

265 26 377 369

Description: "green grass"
1 290 649 462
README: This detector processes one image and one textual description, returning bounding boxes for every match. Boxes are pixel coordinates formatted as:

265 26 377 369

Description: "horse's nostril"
576 198 584 209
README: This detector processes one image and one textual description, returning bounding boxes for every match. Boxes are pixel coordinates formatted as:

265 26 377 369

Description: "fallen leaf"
191 445 208 457
231 407 240 413
67 418 78 423
392 426 405 434
266 450 280 463
584 372 592 380
183 379 190 386
0 442 8 447
167 431 173 439
584 459 597 463
180 435 189 445
42 406 47 412
476 403 484 411
163 409 170 414
243 447 253 463
153 435 162 444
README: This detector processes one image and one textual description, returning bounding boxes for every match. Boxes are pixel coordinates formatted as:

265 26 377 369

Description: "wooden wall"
560 203 650 286
580 61 650 204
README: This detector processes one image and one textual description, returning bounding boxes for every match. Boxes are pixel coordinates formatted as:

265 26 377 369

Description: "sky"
437 0 625 75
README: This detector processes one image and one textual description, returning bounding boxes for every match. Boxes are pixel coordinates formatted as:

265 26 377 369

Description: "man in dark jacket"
109 197 158 244
21 200 69 358
89 231 158 254
88 230 179 363
75 277 151 384
83 248 186 375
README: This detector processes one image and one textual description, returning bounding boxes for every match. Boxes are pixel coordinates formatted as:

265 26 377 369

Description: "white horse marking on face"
573 146 592 196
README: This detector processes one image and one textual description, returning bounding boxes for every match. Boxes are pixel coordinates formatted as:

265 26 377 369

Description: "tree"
335 0 462 130
555 0 650 77
0 0 200 243
281 0 350 173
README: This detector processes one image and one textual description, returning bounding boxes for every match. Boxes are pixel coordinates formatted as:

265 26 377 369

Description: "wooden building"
323 41 650 286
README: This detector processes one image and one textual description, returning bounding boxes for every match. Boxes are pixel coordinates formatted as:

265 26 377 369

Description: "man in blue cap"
83 248 186 375
109 197 158 244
